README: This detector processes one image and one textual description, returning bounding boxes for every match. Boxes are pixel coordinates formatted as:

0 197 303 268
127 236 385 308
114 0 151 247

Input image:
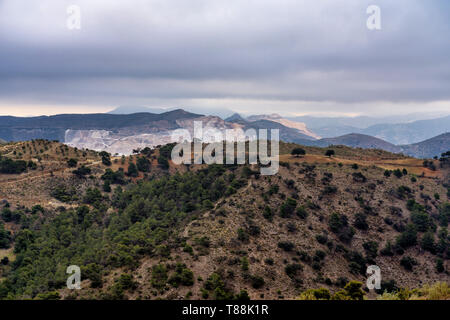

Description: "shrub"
298 288 331 300
396 224 417 249
237 228 249 242
329 213 355 243
352 172 367 182
421 232 435 253
400 256 417 271
354 213 369 230
363 241 378 262
436 258 444 273
168 264 194 287
325 150 335 157
278 241 295 252
296 206 308 219
332 281 365 300
67 158 78 168
250 275 265 289
285 263 303 278
393 169 403 178
263 206 273 221
291 148 306 157
280 198 297 218
380 241 394 256
316 234 328 245
151 264 168 289
136 157 150 172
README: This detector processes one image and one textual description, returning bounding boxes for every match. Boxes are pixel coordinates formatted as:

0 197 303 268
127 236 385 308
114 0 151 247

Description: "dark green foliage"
435 258 444 273
438 203 450 227
352 172 366 182
380 241 394 256
407 200 432 232
316 234 328 245
204 273 234 300
322 185 338 195
396 224 417 249
250 275 265 289
291 148 305 157
72 165 91 177
278 241 295 252
136 157 150 172
393 169 403 178
126 162 139 177
51 185 76 202
353 213 369 230
334 281 365 300
329 213 354 243
268 184 279 195
100 151 112 166
67 158 78 168
82 263 103 288
400 256 417 271
421 232 435 253
236 290 250 300
362 241 378 262
285 263 303 278
1 165 242 298
280 198 297 218
263 206 273 221
345 251 366 275
0 222 12 249
0 156 27 174
168 264 194 287
397 185 412 199
157 144 174 170
151 264 168 289
101 168 126 185
237 228 249 242
83 188 103 205
103 181 111 192
325 150 335 157
296 206 308 219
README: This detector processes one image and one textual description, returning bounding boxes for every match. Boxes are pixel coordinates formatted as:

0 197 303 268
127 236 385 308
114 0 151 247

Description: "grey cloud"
0 0 449 114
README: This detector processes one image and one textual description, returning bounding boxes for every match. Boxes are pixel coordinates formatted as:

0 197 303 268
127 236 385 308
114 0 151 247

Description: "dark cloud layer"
0 0 449 115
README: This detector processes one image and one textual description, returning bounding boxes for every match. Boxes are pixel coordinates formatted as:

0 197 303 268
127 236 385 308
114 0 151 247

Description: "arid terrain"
0 140 449 300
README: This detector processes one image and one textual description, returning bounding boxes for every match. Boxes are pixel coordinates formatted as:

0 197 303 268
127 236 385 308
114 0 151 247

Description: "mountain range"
0 108 448 158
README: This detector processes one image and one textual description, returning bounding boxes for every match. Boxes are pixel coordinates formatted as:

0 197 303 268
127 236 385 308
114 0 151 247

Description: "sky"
0 0 449 117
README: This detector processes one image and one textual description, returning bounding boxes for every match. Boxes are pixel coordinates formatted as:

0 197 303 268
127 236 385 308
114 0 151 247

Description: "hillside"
318 134 400 153
0 140 448 300
0 110 202 142
399 133 450 159
362 116 450 145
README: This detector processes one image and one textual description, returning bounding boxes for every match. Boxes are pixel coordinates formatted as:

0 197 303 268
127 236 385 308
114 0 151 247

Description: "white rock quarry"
64 116 251 155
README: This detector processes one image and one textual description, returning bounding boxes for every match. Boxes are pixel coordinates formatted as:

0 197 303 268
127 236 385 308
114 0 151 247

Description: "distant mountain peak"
225 113 246 122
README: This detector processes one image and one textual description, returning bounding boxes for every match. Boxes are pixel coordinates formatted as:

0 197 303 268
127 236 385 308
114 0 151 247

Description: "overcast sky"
0 0 449 117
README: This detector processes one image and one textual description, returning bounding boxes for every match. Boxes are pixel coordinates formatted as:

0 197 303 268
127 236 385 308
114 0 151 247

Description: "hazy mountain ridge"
0 110 448 158
291 115 450 145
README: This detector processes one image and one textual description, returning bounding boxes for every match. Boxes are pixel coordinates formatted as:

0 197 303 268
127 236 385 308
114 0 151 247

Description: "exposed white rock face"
64 116 252 155
65 129 174 155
